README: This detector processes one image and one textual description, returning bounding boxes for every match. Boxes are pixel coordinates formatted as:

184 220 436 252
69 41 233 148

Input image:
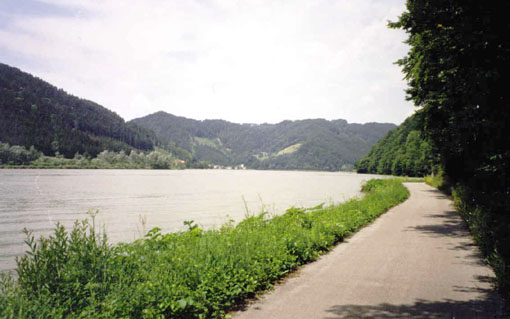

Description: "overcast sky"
0 0 414 125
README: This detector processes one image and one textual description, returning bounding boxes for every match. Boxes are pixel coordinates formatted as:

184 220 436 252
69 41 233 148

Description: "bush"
0 143 41 165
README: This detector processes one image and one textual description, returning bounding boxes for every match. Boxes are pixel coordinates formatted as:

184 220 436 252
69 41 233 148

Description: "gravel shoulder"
232 183 507 319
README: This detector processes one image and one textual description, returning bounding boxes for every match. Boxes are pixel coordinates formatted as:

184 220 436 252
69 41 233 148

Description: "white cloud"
0 0 414 124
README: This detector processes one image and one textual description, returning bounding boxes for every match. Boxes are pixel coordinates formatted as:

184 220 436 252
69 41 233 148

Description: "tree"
391 0 510 296
389 0 510 193
355 113 435 177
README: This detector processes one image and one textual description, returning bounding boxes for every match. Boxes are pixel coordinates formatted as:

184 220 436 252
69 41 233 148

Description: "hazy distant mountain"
0 63 157 157
131 111 396 171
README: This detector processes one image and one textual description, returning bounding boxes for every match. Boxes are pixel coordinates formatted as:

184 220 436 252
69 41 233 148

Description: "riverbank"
0 142 212 169
0 179 409 318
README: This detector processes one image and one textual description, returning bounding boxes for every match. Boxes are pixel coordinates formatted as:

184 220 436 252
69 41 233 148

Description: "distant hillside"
355 113 437 176
0 62 396 169
0 63 157 157
131 111 396 171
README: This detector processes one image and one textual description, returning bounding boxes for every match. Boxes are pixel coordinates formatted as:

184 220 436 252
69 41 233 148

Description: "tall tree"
390 1 510 192
391 0 510 295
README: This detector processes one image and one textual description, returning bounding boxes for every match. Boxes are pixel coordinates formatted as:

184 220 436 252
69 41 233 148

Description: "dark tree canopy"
390 1 510 194
391 0 510 296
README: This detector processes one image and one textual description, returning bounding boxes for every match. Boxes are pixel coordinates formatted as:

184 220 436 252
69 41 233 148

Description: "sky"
0 0 415 125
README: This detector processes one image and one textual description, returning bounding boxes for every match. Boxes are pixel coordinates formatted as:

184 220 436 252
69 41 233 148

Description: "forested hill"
355 113 437 177
130 111 396 171
0 62 395 170
0 63 157 157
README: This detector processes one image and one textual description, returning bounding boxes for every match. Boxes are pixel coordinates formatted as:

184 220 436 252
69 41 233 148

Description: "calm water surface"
0 169 382 271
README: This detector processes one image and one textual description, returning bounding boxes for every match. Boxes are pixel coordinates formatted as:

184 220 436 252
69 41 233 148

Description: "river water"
0 169 382 272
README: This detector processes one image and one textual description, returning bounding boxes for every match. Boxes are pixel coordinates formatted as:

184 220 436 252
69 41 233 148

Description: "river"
0 169 382 272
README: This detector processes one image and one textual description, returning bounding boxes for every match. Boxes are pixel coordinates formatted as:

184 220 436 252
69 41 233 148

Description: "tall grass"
424 169 451 195
0 179 409 318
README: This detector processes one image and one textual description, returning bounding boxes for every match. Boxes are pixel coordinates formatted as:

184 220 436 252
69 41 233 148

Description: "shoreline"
0 179 409 318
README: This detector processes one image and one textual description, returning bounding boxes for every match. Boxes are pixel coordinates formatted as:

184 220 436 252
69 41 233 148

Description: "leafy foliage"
0 142 42 165
0 143 197 169
0 179 409 318
355 113 438 176
0 63 158 158
392 0 510 298
131 112 396 171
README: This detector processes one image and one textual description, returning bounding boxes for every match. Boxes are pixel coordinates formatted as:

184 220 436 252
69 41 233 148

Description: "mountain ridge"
130 111 396 171
0 62 396 170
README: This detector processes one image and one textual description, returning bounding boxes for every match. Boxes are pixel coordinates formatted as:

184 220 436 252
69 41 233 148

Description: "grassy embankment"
0 179 409 318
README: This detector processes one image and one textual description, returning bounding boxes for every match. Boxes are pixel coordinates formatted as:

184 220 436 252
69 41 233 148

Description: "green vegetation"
131 112 396 171
356 113 437 177
0 142 42 165
0 62 395 171
194 137 224 151
395 176 425 183
424 170 450 194
0 142 210 169
275 143 302 156
0 179 409 318
423 175 442 190
392 1 510 300
0 63 159 158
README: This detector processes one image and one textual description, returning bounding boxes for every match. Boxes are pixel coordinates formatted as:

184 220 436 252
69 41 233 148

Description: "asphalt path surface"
233 183 507 318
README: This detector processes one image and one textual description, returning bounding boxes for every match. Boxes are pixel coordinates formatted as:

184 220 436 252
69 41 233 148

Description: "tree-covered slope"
0 63 157 157
131 111 396 171
355 113 437 176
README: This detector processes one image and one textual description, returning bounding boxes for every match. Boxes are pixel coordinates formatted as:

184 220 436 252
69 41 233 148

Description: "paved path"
233 183 507 318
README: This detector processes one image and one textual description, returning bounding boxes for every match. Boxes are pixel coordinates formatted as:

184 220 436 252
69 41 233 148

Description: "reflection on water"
0 169 382 271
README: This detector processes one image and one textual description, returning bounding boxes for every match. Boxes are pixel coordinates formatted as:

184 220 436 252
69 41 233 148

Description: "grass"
0 179 409 319
424 170 451 195
194 137 224 151
395 176 424 183
275 143 302 156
